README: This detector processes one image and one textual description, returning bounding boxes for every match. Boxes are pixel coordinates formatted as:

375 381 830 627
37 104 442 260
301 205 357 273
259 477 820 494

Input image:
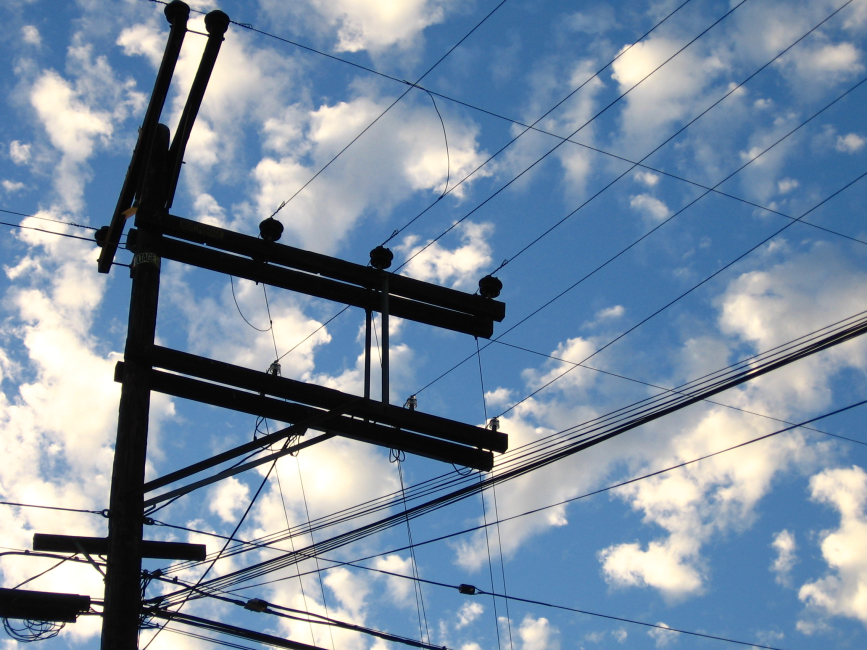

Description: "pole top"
164 1 190 25
370 245 393 270
205 10 231 36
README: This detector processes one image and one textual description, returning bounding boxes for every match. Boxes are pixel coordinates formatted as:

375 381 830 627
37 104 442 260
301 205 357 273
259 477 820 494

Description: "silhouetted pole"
101 124 169 650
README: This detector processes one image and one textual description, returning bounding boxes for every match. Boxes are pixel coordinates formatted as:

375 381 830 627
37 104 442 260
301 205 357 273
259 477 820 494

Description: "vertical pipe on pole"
364 308 372 401
381 273 389 407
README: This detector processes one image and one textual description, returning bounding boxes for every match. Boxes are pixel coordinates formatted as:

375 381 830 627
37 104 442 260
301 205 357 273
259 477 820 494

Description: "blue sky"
2 0 867 648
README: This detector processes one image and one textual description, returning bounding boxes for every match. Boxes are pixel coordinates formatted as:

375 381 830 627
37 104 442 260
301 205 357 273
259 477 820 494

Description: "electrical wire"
0 219 98 243
395 0 751 272
0 501 106 516
153 312 867 602
155 309 867 578
261 0 512 221
412 72 867 400
0 207 99 231
492 339 867 448
229 276 272 332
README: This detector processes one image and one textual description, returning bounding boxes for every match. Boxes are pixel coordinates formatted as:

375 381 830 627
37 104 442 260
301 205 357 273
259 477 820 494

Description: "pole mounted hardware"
95 2 508 648
0 588 91 623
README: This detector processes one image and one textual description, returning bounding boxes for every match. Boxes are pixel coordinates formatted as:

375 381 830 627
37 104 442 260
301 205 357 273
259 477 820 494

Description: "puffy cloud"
372 554 417 608
630 194 671 222
261 0 456 53
634 170 660 187
798 465 867 628
208 476 251 523
2 180 25 193
455 601 484 628
647 622 678 648
254 93 489 254
518 615 558 650
836 133 866 153
21 25 40 46
9 141 31 165
771 529 798 586
777 177 799 193
396 221 494 291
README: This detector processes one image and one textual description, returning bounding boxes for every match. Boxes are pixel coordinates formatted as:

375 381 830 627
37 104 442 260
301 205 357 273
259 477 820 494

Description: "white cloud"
9 141 31 165
396 221 494 290
630 194 671 222
262 0 456 53
373 554 417 608
208 476 250 523
518 615 558 650
21 25 40 46
595 305 625 322
2 180 25 193
647 623 678 648
634 170 660 187
777 178 799 194
612 627 627 643
771 529 797 586
455 601 484 628
798 465 867 627
836 133 866 153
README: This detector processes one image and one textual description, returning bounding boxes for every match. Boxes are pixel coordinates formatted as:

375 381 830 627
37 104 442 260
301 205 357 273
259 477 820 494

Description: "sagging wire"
475 339 514 650
230 276 271 333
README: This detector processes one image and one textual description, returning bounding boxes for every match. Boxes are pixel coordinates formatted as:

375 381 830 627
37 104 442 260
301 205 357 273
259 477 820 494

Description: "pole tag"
133 252 161 269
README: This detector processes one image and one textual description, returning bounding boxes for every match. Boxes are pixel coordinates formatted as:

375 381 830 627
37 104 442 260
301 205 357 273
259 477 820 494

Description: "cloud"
2 180 25 193
634 170 660 187
373 554 417 608
777 178 799 194
518 615 558 650
208 476 251 523
595 305 625 323
798 465 867 628
836 133 866 153
455 601 484 628
647 622 678 648
396 221 494 290
9 141 31 165
630 194 671 222
254 92 489 254
771 529 797 586
21 25 40 46
261 0 456 53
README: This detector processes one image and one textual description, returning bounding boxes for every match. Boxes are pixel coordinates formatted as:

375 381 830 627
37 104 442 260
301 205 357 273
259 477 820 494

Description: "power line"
0 219 98 243
262 0 512 221
0 500 106 516
153 312 867 601
493 339 867 448
396 0 751 272
0 207 98 231
412 71 867 401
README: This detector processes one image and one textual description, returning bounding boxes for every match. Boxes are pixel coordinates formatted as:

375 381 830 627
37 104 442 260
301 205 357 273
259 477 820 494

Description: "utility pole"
92 3 506 647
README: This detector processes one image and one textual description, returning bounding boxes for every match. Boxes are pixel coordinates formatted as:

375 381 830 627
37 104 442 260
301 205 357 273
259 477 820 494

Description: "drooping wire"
492 339 867 448
143 439 291 649
271 425 318 646
423 88 450 199
395 457 432 646
155 314 867 600
262 0 512 222
295 455 337 650
379 0 696 247
412 70 867 400
395 0 750 272
478 471 502 650
276 306 351 364
476 339 513 650
497 166 867 418
229 276 272 333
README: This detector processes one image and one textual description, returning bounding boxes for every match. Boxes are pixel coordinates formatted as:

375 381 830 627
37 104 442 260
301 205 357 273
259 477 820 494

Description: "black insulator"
458 584 479 595
94 226 109 248
259 217 284 242
164 1 190 25
205 10 231 36
479 275 503 299
370 245 394 270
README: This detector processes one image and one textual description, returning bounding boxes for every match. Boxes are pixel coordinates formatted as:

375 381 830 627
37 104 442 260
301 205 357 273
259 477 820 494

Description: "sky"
2 0 867 648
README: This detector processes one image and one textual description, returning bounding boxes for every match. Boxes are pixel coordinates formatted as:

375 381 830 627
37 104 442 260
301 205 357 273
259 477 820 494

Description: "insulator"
259 217 284 242
94 226 109 248
205 10 231 36
458 584 479 595
489 417 500 432
164 1 190 25
479 274 503 299
268 361 281 377
405 395 417 411
369 245 394 270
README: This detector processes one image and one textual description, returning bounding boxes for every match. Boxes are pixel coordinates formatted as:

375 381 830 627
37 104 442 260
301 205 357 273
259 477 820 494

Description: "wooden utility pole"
101 124 169 650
